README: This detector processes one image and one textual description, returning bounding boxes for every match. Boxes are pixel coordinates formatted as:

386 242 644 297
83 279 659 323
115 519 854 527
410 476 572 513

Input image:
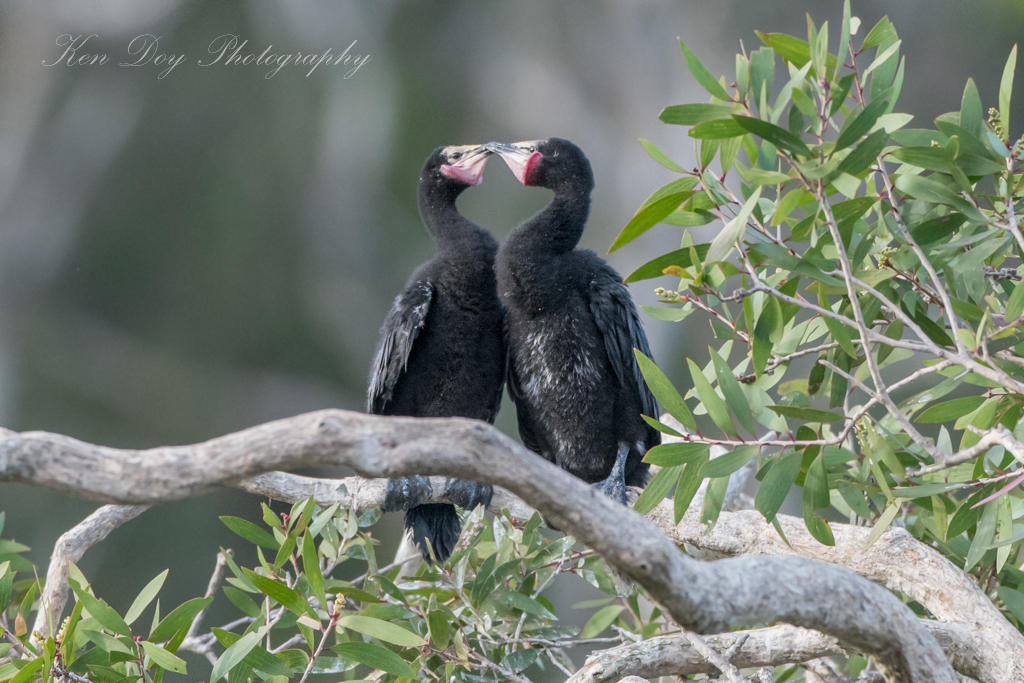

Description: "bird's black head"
486 137 594 193
421 144 492 191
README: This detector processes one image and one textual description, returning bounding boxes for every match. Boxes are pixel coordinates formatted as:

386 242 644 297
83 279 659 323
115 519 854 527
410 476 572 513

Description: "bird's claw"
444 479 493 510
383 476 432 512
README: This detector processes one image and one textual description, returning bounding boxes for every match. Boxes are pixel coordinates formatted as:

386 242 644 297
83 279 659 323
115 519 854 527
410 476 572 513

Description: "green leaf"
242 569 317 619
332 642 415 679
581 605 624 639
141 641 187 675
699 138 720 170
213 629 295 676
836 129 889 175
821 306 858 357
220 517 280 549
337 615 426 648
755 32 837 70
674 454 710 523
635 350 696 431
689 119 747 139
633 465 682 515
733 116 812 158
894 174 985 224
643 443 709 467
302 533 326 611
1007 281 1024 321
965 500 998 571
222 587 260 618
427 610 450 651
862 40 901 80
766 405 844 423
149 597 214 642
706 186 761 264
998 586 1024 621
609 192 689 251
502 649 541 674
834 98 889 152
889 145 952 173
67 573 132 637
710 349 756 434
910 214 966 245
660 104 735 126
0 562 11 614
753 296 782 376
125 570 168 626
960 78 983 142
678 40 730 101
803 452 830 509
863 503 900 549
999 44 1017 140
688 358 735 437
802 499 835 546
861 16 897 51
749 47 775 107
701 446 757 479
639 139 685 173
211 632 260 683
755 451 803 522
503 590 555 619
735 164 792 186
891 482 966 499
701 475 730 527
662 209 715 227
9 659 42 683
641 305 692 322
917 396 986 423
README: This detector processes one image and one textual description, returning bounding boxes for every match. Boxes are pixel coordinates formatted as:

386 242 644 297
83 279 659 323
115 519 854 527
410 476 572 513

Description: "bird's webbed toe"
444 479 493 511
383 476 433 512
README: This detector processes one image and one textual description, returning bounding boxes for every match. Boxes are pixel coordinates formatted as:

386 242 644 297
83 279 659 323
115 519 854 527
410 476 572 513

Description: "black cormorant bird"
370 144 505 563
488 138 659 503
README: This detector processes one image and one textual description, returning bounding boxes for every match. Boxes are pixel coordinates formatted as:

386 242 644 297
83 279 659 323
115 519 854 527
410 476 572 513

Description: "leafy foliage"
0 501 673 683
623 2 1024 636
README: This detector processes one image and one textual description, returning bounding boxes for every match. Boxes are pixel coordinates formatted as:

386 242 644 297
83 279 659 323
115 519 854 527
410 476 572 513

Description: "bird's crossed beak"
439 144 492 186
485 141 544 185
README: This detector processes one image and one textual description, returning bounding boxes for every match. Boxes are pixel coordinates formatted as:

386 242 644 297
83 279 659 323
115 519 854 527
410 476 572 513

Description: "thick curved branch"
653 506 1021 683
570 622 975 683
0 410 957 681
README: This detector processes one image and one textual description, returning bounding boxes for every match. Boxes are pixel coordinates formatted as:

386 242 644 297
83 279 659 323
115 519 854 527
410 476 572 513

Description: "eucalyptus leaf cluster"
0 501 670 683
621 3 1024 632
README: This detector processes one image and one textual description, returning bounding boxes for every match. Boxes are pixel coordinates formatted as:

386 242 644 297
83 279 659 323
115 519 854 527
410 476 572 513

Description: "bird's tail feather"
405 503 461 563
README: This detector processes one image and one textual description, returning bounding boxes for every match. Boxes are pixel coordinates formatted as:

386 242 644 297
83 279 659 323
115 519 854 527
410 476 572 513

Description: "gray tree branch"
0 411 957 681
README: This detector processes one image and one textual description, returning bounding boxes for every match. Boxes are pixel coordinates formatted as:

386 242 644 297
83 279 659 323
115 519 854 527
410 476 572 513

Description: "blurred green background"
1 0 1022 677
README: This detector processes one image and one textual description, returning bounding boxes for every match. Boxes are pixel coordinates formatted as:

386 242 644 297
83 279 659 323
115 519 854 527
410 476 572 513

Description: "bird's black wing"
367 280 433 414
589 263 660 440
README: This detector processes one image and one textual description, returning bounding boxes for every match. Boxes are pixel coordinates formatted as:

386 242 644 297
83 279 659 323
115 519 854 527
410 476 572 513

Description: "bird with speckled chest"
369 144 505 563
486 137 660 505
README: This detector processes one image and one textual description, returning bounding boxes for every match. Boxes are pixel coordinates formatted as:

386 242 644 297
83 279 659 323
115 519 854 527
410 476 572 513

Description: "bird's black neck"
511 174 593 256
418 177 496 263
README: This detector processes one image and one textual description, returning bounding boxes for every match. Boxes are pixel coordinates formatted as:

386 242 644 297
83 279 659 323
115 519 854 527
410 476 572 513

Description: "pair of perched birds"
368 138 660 562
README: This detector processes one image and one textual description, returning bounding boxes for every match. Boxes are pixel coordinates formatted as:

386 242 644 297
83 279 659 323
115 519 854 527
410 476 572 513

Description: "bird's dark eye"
450 152 462 160
529 146 536 152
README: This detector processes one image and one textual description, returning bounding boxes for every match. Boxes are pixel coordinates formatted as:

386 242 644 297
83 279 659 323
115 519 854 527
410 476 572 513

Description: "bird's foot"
383 476 432 512
591 474 628 506
591 442 631 506
444 479 493 510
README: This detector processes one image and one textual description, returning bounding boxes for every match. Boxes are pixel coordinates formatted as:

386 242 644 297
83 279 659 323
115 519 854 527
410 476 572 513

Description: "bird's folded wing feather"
589 266 660 423
367 280 434 413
